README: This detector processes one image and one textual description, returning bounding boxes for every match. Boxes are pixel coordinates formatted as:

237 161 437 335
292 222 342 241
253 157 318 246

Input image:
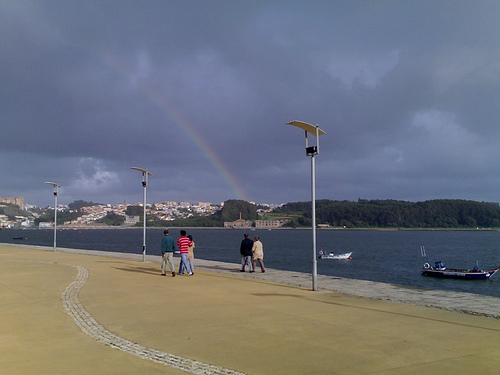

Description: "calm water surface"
2 228 499 298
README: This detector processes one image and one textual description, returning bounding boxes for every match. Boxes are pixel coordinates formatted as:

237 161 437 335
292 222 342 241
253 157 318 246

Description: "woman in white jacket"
251 236 265 273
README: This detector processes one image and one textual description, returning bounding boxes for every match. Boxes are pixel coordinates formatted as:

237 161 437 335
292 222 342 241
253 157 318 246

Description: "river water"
2 228 499 298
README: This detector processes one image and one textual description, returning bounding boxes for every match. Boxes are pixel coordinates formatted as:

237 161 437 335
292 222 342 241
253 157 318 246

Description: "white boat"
318 250 353 260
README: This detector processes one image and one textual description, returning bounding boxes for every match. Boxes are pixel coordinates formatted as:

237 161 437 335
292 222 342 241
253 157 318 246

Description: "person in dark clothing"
160 229 176 277
240 233 254 272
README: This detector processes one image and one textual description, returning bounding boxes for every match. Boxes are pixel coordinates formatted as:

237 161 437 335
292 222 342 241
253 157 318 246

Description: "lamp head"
286 120 325 155
306 146 318 156
131 167 152 176
286 121 326 136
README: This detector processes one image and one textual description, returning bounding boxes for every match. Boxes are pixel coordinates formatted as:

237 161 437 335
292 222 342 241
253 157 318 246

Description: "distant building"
224 219 253 229
160 201 177 207
254 219 288 229
124 215 140 226
0 214 9 228
193 202 212 208
0 196 25 210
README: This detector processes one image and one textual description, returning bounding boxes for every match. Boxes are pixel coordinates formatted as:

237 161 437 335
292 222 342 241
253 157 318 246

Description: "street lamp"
286 120 326 291
44 182 61 252
130 167 152 262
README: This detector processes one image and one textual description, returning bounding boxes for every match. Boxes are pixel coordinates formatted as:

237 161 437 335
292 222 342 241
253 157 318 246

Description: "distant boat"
422 261 499 280
318 250 353 260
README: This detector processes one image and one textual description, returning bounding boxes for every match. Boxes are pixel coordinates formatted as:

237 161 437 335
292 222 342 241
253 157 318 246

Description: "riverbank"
2 243 500 374
7 242 500 319
3 228 500 300
4 225 500 231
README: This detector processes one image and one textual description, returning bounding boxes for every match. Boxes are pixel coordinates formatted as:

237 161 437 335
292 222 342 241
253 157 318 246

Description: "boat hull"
319 252 353 260
421 268 498 280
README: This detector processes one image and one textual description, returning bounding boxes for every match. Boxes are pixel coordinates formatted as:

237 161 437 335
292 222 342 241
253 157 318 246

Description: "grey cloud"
1 1 500 207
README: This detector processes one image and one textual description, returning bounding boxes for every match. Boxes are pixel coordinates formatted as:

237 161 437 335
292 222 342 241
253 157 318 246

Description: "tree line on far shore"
156 198 500 229
274 199 500 228
18 198 500 229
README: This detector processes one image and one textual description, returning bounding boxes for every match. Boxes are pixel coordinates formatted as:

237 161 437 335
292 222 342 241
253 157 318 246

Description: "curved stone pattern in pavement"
61 264 245 375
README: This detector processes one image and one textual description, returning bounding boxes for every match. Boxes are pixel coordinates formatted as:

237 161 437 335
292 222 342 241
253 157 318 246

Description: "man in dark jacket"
161 229 176 277
240 233 254 272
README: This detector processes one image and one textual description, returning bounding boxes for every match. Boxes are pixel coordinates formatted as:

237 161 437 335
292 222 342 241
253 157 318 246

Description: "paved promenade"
1 244 499 374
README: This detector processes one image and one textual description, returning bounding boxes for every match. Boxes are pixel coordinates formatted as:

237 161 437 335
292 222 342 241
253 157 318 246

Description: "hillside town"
0 196 217 228
0 196 284 229
56 201 221 227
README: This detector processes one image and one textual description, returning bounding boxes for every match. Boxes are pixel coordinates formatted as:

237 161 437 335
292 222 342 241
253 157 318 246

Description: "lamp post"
131 167 152 262
286 121 326 291
44 182 61 252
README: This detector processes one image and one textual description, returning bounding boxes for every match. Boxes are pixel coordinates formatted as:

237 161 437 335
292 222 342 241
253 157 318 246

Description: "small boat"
318 250 353 260
422 261 499 280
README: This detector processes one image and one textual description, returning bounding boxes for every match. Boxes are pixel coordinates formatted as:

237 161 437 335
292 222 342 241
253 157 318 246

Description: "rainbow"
148 92 247 201
94 49 247 201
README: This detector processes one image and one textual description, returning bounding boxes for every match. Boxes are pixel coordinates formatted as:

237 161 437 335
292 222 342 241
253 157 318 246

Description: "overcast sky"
2 0 500 207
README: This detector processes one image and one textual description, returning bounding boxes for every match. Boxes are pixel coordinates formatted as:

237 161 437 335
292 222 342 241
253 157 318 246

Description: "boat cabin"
435 261 446 270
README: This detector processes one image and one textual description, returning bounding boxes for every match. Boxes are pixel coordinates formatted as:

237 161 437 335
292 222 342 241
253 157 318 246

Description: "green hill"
275 199 500 228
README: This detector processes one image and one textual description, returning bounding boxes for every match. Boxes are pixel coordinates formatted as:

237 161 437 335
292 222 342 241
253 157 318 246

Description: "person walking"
180 234 195 275
187 234 195 274
160 229 176 277
240 233 253 272
252 235 265 273
177 230 193 276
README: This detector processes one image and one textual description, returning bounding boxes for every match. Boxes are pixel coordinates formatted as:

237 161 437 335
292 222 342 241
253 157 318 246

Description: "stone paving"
60 262 244 374
193 258 500 319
